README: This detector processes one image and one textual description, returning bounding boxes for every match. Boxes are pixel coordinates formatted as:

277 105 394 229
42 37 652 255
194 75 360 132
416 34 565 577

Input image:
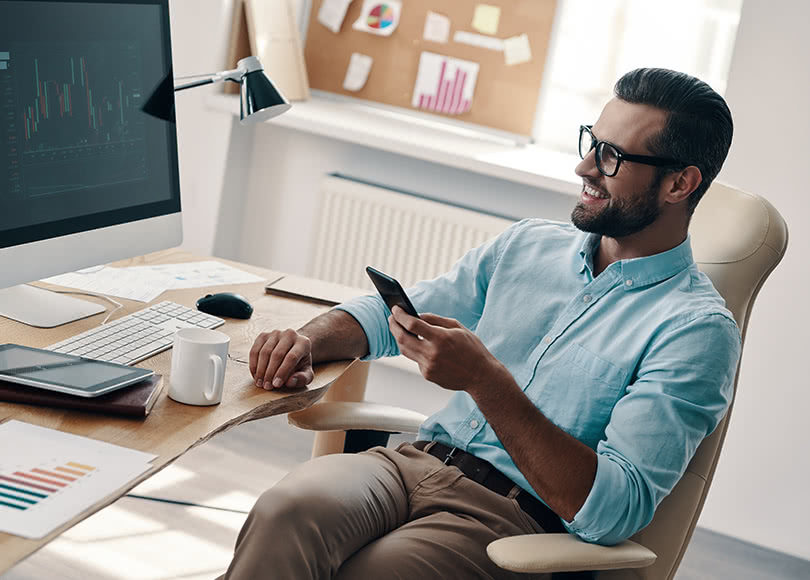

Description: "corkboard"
304 0 557 136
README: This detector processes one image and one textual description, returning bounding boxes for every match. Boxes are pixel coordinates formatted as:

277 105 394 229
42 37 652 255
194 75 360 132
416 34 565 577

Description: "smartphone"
365 266 420 318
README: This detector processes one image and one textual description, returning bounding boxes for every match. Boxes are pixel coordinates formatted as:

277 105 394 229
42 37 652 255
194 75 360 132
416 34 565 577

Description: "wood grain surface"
0 248 357 572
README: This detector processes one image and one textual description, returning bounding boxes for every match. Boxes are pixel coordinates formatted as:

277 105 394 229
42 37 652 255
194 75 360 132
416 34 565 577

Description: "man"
220 68 740 580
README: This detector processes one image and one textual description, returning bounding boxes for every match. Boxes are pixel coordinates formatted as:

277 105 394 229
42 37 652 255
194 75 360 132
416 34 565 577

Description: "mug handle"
205 354 225 403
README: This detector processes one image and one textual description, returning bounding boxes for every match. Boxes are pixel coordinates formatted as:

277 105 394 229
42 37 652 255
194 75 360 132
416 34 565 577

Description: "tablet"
0 344 154 398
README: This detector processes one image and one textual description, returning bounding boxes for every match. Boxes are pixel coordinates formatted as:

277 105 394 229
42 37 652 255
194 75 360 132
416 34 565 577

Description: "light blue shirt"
336 219 741 545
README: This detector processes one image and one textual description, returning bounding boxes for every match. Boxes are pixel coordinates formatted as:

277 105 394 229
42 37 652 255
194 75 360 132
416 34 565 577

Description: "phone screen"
365 267 419 318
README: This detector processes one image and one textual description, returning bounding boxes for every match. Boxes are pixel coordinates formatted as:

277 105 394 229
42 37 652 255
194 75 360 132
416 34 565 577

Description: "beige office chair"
289 183 788 578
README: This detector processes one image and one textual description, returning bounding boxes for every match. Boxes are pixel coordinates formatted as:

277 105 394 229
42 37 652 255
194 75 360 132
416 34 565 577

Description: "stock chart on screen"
2 43 147 199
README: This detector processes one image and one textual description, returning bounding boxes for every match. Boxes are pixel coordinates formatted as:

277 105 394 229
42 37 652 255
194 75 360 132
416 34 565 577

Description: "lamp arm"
174 60 254 92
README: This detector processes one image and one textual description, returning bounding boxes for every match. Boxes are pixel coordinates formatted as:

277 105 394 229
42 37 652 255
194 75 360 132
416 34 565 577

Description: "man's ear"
665 166 702 205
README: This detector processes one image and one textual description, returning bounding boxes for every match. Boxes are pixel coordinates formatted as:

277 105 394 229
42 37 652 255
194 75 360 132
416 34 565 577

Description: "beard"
571 172 664 238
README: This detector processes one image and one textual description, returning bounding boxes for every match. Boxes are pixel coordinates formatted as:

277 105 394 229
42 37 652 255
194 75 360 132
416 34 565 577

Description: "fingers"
419 312 463 329
273 339 312 387
251 329 313 390
388 314 427 361
390 306 435 338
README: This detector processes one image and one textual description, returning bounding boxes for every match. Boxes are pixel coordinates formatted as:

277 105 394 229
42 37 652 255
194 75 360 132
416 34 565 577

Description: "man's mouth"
581 183 610 203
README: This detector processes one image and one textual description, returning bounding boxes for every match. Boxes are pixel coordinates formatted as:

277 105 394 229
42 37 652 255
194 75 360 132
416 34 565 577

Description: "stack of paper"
42 261 266 303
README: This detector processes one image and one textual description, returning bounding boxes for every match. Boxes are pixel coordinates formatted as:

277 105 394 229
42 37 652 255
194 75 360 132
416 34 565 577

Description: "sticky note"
343 53 373 92
318 0 353 34
472 4 500 35
453 31 504 52
504 34 532 66
423 11 451 44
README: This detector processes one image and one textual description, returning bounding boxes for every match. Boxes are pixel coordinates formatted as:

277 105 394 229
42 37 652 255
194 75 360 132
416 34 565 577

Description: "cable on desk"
124 493 249 514
31 285 124 325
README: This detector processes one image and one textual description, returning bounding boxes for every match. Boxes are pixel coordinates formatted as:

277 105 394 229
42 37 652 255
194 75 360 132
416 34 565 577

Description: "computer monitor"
0 0 182 328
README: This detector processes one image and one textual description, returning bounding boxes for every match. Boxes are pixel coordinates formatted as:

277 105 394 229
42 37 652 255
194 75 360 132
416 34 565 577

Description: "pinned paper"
504 33 532 65
353 0 402 37
318 0 353 34
423 11 451 44
412 52 480 115
343 53 373 91
472 4 501 35
453 30 504 52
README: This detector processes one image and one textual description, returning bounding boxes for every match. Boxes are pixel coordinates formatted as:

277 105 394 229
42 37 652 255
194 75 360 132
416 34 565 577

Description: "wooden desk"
0 249 358 573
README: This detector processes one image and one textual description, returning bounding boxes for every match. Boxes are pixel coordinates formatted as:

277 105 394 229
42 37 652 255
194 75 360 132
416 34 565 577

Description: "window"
533 0 744 153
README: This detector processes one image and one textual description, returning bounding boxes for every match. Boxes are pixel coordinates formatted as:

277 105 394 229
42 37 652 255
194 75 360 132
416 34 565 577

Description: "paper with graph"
0 420 156 538
411 52 480 115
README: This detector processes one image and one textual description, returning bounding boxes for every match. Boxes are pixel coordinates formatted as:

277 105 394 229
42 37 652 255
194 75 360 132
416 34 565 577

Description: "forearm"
298 309 370 363
469 370 597 522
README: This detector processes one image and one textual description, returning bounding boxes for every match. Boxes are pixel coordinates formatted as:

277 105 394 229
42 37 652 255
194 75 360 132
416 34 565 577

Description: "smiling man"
219 68 740 580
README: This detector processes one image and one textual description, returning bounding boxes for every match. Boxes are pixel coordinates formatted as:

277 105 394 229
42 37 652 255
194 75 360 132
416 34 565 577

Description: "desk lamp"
143 56 291 123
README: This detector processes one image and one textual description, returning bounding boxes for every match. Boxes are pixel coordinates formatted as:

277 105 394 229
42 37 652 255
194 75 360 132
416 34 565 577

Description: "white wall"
170 0 810 560
694 0 810 561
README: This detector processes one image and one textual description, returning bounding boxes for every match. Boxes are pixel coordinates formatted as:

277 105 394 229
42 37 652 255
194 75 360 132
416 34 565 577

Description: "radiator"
309 175 515 290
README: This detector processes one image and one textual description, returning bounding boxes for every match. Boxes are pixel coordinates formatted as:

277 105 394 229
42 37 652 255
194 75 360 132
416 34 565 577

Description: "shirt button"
583 294 592 303
543 336 552 344
470 420 479 429
625 279 634 287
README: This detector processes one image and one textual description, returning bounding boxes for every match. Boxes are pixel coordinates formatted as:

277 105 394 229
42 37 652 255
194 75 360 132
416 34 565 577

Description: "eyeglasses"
579 125 685 177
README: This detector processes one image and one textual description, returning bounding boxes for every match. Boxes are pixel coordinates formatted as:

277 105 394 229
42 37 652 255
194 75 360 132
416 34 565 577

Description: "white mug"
169 328 230 406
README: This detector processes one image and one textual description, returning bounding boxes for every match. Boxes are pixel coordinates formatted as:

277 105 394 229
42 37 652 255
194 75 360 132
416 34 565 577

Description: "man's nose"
575 149 601 179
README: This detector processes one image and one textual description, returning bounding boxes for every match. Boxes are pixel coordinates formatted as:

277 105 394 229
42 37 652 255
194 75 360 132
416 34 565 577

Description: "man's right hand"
249 329 314 390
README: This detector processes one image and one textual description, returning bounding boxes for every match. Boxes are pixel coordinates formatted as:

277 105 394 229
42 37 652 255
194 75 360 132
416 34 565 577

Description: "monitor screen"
0 0 180 250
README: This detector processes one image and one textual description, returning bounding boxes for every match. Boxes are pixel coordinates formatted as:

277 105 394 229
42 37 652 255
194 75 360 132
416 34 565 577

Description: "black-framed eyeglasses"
579 125 685 177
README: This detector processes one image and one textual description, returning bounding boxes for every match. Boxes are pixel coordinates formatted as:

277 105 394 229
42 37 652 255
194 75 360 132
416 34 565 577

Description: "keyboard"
47 301 225 366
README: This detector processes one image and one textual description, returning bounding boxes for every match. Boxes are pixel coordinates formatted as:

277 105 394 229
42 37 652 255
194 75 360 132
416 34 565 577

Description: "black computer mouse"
196 292 254 319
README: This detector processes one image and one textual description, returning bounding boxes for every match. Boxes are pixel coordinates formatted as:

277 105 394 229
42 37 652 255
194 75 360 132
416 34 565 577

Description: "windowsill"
207 93 581 197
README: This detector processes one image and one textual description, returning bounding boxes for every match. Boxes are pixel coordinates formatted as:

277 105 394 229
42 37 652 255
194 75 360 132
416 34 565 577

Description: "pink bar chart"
412 52 479 116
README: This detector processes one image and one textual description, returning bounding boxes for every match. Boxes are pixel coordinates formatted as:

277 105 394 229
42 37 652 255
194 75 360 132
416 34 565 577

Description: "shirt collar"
578 233 694 289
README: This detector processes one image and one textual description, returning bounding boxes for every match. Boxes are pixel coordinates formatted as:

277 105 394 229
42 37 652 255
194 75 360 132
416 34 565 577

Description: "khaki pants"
218 442 551 580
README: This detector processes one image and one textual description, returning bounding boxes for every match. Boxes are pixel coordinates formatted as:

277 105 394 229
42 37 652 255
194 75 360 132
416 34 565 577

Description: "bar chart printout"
0 420 155 538
411 52 480 116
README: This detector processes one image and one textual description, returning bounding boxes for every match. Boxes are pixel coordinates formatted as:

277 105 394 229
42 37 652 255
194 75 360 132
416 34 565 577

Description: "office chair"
289 183 788 578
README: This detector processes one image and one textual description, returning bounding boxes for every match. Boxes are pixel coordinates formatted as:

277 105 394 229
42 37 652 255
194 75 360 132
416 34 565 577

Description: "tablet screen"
0 344 152 396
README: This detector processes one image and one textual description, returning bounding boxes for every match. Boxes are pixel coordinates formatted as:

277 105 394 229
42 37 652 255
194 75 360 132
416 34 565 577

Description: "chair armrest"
487 533 656 574
288 401 427 434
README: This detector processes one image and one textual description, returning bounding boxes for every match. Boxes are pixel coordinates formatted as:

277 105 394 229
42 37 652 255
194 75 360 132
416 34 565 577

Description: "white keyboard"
47 301 224 366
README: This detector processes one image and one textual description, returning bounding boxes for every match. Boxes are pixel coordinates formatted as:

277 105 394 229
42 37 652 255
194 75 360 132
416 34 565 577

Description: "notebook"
265 275 363 306
0 374 163 418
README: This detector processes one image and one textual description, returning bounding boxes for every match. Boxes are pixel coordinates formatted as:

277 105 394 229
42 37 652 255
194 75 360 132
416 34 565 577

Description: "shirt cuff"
334 294 397 361
563 452 636 545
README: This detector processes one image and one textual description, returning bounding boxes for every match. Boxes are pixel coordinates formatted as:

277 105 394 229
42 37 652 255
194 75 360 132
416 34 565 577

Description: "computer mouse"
196 292 254 319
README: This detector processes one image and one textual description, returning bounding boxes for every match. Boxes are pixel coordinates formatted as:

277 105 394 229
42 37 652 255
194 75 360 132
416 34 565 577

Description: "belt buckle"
443 447 458 465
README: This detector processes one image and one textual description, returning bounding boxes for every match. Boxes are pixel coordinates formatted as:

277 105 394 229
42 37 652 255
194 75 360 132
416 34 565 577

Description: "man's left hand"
388 306 509 394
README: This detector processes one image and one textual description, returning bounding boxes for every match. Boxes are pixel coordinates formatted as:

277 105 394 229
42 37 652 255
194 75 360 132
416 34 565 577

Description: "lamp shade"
240 69 291 124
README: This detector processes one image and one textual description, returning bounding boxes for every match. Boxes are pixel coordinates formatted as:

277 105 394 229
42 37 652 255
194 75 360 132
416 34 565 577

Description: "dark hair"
614 68 733 215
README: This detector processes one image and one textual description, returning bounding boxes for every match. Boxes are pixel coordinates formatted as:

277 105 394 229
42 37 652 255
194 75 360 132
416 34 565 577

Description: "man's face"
572 99 670 238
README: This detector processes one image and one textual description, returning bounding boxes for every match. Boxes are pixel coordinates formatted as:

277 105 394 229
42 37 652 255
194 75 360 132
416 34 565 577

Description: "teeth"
584 184 609 199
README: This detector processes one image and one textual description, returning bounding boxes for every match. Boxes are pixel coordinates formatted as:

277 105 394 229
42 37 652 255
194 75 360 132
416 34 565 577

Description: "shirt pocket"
535 342 628 449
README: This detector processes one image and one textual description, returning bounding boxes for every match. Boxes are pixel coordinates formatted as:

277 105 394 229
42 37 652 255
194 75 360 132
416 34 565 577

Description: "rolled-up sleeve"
334 219 524 360
564 313 741 545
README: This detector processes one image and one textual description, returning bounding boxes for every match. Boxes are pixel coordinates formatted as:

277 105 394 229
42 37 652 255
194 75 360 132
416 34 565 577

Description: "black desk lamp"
143 56 291 124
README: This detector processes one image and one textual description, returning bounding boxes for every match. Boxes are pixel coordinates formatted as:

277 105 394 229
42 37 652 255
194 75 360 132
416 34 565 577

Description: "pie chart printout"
367 4 395 29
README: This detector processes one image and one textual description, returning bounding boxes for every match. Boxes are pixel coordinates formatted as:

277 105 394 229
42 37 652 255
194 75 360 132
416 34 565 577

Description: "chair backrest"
600 183 788 580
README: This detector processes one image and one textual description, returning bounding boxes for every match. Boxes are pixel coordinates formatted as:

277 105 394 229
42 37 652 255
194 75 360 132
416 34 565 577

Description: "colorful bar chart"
0 420 155 539
412 52 480 116
0 461 94 511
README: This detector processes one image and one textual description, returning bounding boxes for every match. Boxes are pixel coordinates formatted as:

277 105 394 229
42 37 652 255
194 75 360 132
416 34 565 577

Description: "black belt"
413 440 565 534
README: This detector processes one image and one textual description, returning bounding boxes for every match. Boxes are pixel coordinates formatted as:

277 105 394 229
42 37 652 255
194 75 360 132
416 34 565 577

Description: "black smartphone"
365 266 420 318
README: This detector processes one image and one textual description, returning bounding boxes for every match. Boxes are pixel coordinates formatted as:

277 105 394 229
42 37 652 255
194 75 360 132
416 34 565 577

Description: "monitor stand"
0 285 105 328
